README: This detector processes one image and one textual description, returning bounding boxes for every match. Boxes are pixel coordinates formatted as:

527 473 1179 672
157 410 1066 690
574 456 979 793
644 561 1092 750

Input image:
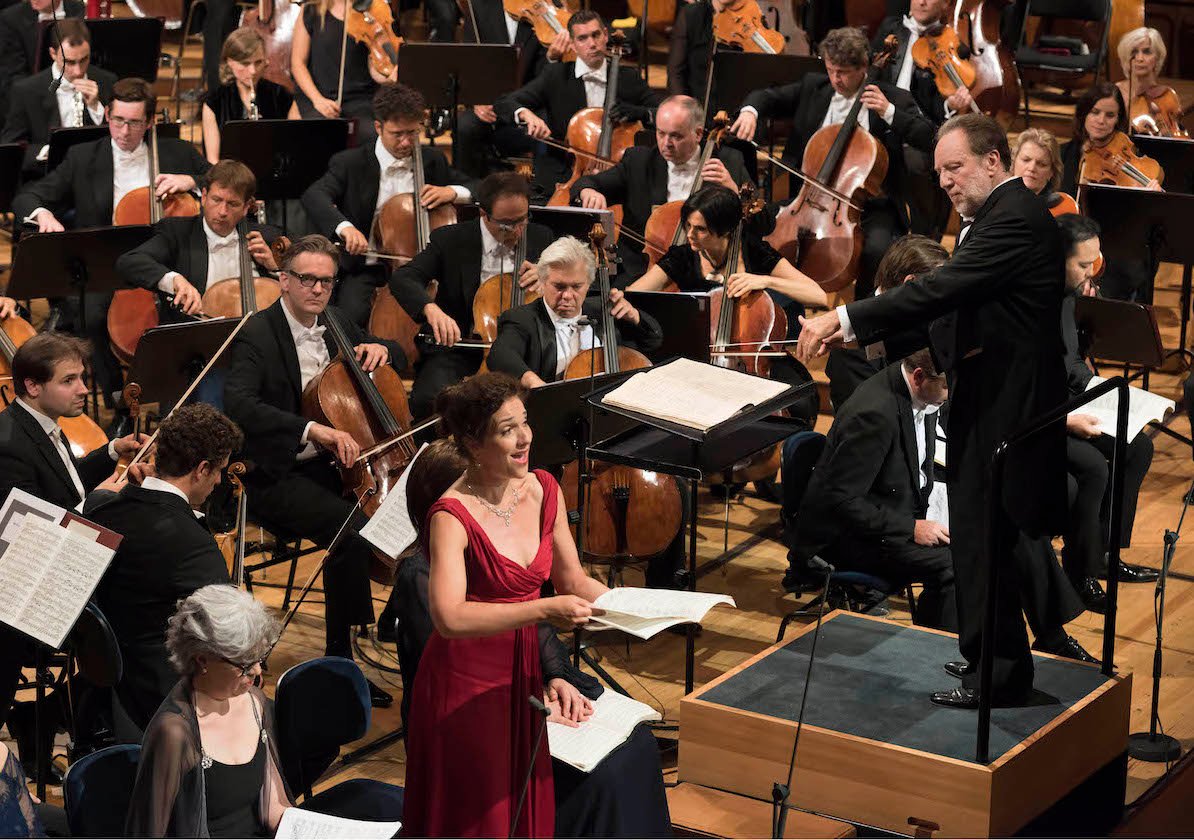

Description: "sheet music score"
548 690 661 772
359 443 428 560
1071 376 1175 440
589 587 736 639
601 358 789 431
275 807 401 839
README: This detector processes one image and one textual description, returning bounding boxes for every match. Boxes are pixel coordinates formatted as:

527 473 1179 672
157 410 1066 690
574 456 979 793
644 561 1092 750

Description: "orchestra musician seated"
730 26 935 297
1 18 115 180
116 160 282 322
85 404 243 733
791 349 958 632
201 27 297 165
0 0 84 129
487 234 663 388
1055 213 1158 603
125 585 293 838
1011 127 1070 208
222 234 403 706
1115 26 1184 135
302 81 478 327
389 171 554 419
572 94 751 284
492 9 666 197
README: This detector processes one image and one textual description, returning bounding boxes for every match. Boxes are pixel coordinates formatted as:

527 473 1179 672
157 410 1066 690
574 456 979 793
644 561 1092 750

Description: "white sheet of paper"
0 488 66 551
275 807 400 839
548 690 659 772
359 443 429 560
588 587 736 639
1070 376 1175 440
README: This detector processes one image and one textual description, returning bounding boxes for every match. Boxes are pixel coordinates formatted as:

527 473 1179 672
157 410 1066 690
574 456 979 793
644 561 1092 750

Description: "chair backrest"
63 743 141 838
274 656 372 797
781 430 827 523
1025 0 1110 23
69 602 123 688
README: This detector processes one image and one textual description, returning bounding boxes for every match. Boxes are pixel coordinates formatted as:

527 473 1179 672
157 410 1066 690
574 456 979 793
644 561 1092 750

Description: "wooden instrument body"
708 288 788 379
502 0 576 61
1081 131 1164 188
345 0 404 79
909 25 977 98
625 0 674 32
1047 191 1104 277
472 276 542 345
201 276 283 317
241 0 302 91
713 0 786 54
1130 86 1190 138
548 108 641 207
644 201 683 267
948 0 1020 126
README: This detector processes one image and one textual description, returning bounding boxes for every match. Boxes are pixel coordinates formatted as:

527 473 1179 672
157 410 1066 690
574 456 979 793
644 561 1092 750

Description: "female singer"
1058 83 1161 195
201 28 296 164
1115 27 1183 130
402 373 610 838
126 585 292 838
290 0 397 144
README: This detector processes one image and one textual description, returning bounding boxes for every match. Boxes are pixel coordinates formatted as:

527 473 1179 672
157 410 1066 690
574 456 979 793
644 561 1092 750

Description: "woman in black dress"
202 27 296 164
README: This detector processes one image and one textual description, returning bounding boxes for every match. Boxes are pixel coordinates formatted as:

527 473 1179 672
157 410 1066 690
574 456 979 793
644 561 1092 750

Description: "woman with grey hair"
126 585 292 838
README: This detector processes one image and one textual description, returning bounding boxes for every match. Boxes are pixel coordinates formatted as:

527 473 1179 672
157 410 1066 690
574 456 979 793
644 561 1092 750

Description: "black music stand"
584 369 812 693
127 318 242 408
526 371 639 471
0 144 22 273
47 123 180 172
1132 135 1194 196
396 43 518 167
625 291 712 364
221 119 350 204
37 17 164 80
1083 184 1194 363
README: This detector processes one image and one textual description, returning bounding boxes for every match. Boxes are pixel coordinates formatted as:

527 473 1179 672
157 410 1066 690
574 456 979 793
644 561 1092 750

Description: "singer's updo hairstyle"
435 372 527 460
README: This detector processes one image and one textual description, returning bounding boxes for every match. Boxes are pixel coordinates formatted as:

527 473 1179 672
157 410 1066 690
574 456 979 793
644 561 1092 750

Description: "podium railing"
977 375 1129 764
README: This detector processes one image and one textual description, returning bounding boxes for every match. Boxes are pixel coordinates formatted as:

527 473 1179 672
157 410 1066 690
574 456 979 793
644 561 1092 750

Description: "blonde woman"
201 27 296 164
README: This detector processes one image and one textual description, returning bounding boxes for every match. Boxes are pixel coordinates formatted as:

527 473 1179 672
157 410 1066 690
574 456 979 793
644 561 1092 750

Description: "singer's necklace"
466 479 522 527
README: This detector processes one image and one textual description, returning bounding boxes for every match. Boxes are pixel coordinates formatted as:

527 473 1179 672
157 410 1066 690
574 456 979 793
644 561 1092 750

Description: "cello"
200 219 284 318
561 226 683 567
471 226 539 357
765 36 898 292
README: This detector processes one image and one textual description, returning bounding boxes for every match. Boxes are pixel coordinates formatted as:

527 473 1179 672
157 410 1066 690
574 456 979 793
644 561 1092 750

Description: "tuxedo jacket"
845 178 1067 536
12 134 211 228
223 299 404 481
0 0 84 119
86 484 229 730
301 143 479 274
796 363 935 559
872 16 949 125
0 400 114 509
2 64 118 174
493 60 666 145
487 296 664 382
463 0 547 86
389 218 555 335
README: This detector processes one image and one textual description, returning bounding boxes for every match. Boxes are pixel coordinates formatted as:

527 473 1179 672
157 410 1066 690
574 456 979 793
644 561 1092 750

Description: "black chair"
1015 0 1112 125
62 743 140 838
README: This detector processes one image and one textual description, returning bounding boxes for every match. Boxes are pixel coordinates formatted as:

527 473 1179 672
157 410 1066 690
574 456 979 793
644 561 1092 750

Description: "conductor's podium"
679 612 1131 838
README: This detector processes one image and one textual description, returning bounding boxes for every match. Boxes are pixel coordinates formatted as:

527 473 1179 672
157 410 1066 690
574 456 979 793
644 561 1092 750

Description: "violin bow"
335 0 350 109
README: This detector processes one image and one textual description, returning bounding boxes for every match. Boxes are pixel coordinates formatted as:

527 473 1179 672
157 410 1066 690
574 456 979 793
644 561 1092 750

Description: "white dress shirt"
479 218 518 287
515 58 607 126
280 298 331 460
504 10 519 43
111 140 150 212
140 475 204 518
14 399 117 503
53 74 104 128
895 15 929 90
158 218 247 295
666 156 701 202
901 369 939 490
741 87 895 140
545 299 599 376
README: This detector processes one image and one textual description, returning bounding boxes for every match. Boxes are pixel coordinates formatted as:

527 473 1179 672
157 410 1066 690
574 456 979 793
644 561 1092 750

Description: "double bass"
561 226 683 566
765 37 898 293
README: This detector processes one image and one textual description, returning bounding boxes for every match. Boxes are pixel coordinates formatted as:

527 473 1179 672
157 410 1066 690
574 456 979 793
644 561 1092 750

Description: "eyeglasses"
222 656 264 678
285 270 338 289
490 214 528 232
109 116 148 129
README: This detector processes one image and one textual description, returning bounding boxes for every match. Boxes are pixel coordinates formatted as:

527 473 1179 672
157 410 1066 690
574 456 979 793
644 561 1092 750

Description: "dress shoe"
367 679 393 708
930 686 979 709
374 614 398 644
943 661 973 679
1033 633 1099 664
781 567 821 594
1099 561 1159 583
1076 577 1107 614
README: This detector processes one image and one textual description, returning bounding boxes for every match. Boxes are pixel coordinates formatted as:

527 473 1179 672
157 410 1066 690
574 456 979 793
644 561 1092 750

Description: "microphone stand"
511 695 551 837
772 555 834 839
46 0 65 94
1127 479 1192 763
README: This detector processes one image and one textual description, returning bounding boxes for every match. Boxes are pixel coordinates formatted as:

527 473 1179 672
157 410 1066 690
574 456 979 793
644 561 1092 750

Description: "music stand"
525 371 640 471
221 119 350 203
395 43 518 167
0 144 22 273
47 123 180 173
127 318 242 408
529 205 617 249
625 291 712 364
37 17 164 80
1132 135 1194 196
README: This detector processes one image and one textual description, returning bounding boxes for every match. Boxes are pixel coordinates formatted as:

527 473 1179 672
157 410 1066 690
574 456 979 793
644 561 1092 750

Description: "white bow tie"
115 147 145 164
556 315 582 329
297 325 326 344
583 72 605 84
385 158 412 174
211 233 237 250
903 15 929 36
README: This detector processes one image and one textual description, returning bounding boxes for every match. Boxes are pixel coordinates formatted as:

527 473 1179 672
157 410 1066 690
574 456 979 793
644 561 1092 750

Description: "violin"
201 221 285 318
502 0 576 61
643 112 730 268
765 36 898 293
1130 85 1190 138
109 122 201 366
910 23 979 112
301 308 420 584
713 0 785 54
1080 131 1164 189
0 313 109 458
471 225 538 359
366 135 455 375
948 0 1020 126
343 0 403 83
560 225 683 565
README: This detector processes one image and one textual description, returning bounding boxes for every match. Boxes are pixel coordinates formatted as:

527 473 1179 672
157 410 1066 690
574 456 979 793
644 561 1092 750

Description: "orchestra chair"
274 656 405 821
1014 0 1112 125
62 743 141 838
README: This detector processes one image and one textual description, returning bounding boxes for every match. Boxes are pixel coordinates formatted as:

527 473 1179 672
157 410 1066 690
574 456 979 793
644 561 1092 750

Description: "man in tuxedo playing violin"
302 81 478 328
390 171 554 419
572 94 750 284
1 19 116 180
13 77 211 422
492 9 666 198
730 26 933 298
116 160 282 323
223 234 402 706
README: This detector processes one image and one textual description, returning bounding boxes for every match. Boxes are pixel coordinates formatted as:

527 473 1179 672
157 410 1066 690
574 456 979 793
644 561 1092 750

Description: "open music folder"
548 690 661 773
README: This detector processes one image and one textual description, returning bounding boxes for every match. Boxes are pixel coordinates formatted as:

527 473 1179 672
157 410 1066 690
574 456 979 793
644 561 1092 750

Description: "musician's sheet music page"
589 587 736 639
0 488 65 555
275 807 401 839
548 690 660 772
360 442 428 559
1072 376 1176 440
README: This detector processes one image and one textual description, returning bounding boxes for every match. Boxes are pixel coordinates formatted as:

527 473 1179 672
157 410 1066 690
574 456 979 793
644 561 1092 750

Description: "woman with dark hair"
1058 83 1160 195
401 372 611 838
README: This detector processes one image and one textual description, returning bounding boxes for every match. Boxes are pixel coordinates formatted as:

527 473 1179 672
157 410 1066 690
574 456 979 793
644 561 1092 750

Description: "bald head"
655 95 703 164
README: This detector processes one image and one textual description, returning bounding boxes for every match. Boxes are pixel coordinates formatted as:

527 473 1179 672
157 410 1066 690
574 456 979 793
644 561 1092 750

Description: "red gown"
402 469 557 838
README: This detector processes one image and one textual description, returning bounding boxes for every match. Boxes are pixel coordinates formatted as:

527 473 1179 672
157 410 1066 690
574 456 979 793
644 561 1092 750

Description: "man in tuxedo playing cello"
492 9 665 198
730 26 933 298
223 234 403 706
302 81 478 328
116 160 282 323
571 95 750 284
797 114 1069 708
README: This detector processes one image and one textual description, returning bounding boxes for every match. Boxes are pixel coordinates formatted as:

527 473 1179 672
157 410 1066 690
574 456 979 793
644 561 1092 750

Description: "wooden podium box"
679 612 1131 838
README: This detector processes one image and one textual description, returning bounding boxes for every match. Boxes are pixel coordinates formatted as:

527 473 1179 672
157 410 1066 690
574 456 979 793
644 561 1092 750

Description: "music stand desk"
127 318 242 408
1132 135 1194 196
625 291 712 364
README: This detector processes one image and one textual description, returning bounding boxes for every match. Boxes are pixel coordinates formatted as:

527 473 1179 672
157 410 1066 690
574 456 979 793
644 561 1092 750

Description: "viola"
344 0 403 82
712 0 785 54
218 462 250 585
910 23 979 111
502 0 576 61
201 220 284 318
301 308 420 584
472 226 539 359
948 0 1020 126
1080 131 1164 189
1130 85 1190 138
765 36 898 293
560 225 683 565
109 123 201 366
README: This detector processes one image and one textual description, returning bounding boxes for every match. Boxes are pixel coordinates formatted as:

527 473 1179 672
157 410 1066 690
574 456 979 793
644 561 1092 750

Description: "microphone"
46 0 66 95
511 694 551 837
805 554 835 576
576 316 594 328
957 43 972 61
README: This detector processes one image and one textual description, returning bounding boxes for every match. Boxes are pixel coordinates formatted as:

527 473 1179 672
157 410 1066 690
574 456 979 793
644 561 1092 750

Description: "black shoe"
1033 633 1099 664
1076 577 1107 614
1099 561 1159 583
367 679 393 708
930 686 978 709
781 567 821 594
943 660 973 679
375 615 398 644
